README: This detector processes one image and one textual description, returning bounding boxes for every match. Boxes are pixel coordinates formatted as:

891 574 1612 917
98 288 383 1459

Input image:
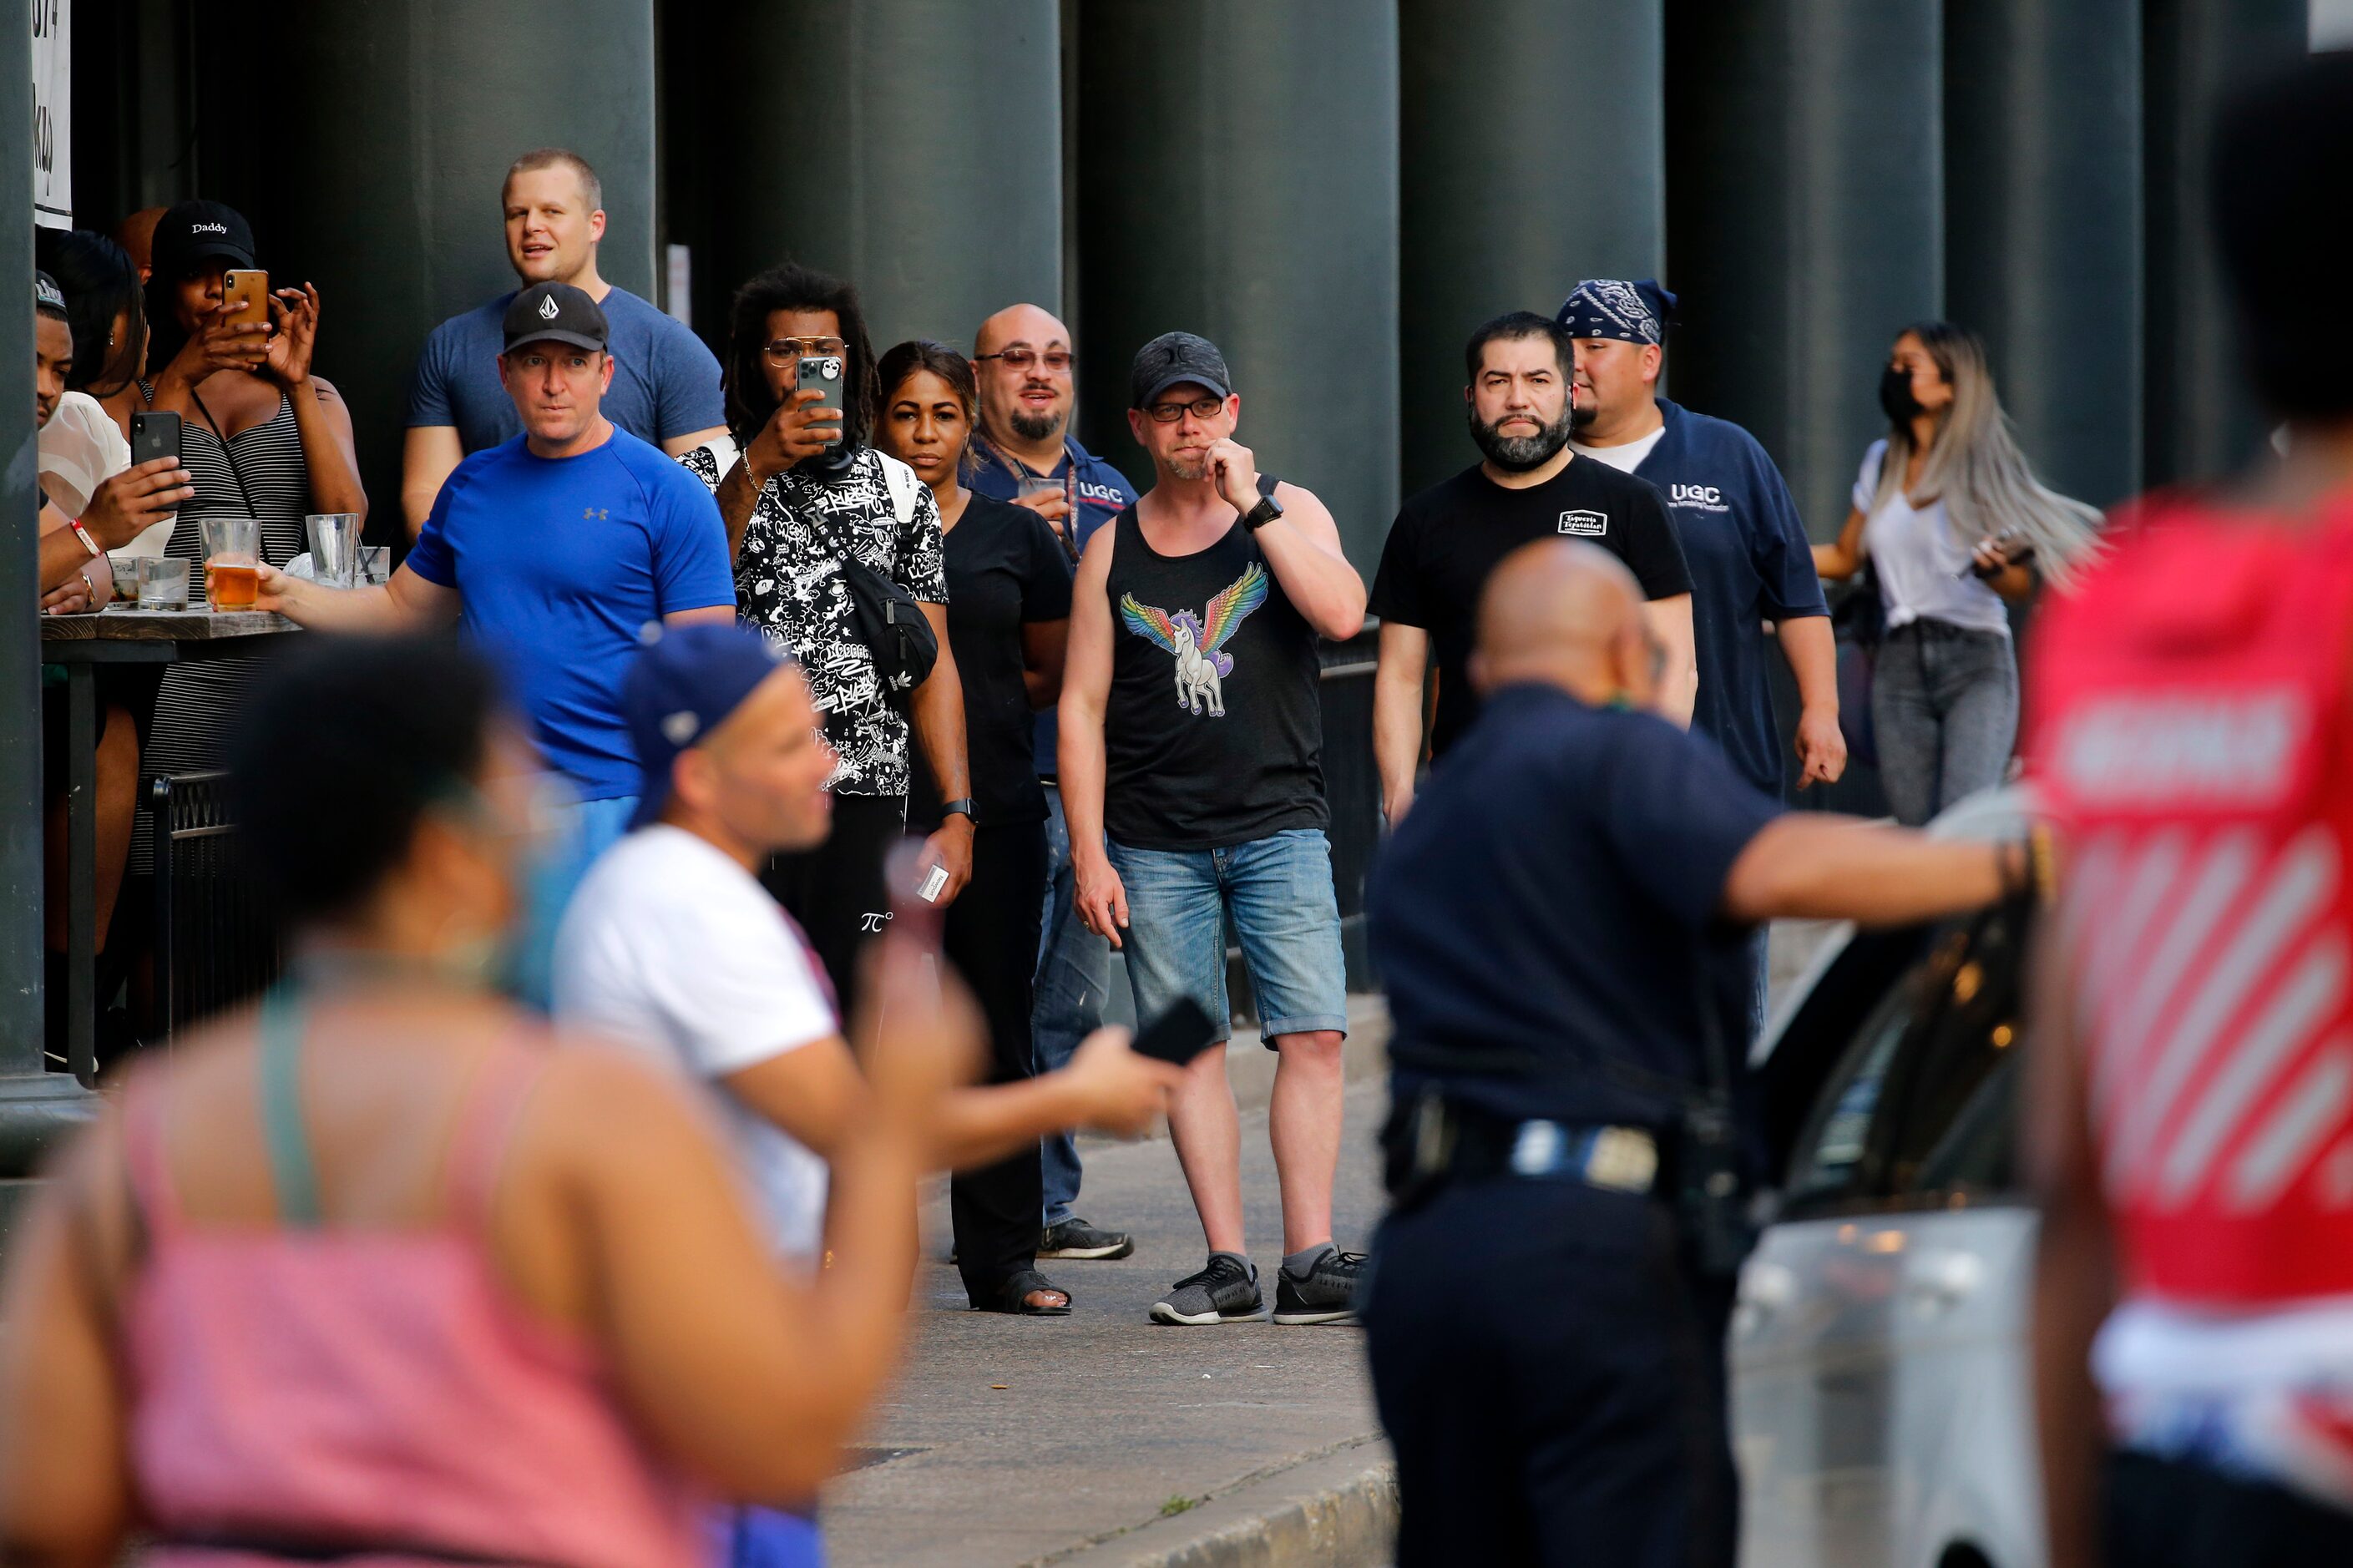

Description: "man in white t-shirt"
554 622 1176 1309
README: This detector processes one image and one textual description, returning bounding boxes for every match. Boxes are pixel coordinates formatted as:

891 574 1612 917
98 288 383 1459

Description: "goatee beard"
1470 405 1573 472
1168 453 1208 482
1010 407 1062 443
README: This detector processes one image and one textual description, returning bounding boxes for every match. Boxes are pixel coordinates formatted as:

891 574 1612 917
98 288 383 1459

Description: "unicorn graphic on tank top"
1120 563 1269 718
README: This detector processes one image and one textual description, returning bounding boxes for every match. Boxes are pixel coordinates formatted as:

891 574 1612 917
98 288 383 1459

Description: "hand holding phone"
221 269 270 330
796 355 846 448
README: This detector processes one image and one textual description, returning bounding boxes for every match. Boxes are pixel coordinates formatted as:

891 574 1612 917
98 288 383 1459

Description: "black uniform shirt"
1367 681 1781 1131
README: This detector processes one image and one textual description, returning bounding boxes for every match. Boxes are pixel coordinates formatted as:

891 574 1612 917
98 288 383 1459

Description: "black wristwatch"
1240 493 1285 532
939 798 977 825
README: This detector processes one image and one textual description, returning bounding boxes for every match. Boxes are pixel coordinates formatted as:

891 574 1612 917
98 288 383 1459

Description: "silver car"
1733 787 2044 1568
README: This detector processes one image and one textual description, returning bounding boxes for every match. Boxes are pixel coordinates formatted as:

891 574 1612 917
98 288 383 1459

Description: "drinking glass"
199 516 261 613
306 513 361 589
137 556 190 610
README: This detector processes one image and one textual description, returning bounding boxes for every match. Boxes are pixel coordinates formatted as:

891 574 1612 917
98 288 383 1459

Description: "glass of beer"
200 516 261 613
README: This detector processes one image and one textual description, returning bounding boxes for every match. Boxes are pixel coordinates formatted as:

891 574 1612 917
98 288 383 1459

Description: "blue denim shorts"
1106 827 1349 1047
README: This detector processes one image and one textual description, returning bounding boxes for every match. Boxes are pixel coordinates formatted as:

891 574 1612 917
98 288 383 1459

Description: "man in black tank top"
1060 332 1371 1327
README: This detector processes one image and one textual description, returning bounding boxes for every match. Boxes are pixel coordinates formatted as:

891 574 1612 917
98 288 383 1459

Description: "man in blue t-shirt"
261 281 737 999
401 148 727 537
1364 539 2011 1567
1557 278 1844 800
966 301 1143 1263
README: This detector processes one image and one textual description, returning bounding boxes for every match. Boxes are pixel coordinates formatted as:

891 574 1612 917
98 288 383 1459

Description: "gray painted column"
256 0 660 522
2142 0 2310 486
1398 0 1662 498
1664 0 1943 540
697 0 1063 360
1946 0 2143 509
1075 3 1400 565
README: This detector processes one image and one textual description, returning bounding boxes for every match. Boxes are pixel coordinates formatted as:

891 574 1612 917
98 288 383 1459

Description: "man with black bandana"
1372 311 1693 826
1560 278 1843 802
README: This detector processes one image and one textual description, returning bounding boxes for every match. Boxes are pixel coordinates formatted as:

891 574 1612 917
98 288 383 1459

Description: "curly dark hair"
722 261 879 452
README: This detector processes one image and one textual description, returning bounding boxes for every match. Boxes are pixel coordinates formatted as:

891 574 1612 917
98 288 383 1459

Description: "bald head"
1471 539 1660 707
115 207 167 282
974 302 1075 451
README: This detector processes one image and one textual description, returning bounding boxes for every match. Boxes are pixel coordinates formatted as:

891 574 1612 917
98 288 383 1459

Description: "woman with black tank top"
130 202 365 892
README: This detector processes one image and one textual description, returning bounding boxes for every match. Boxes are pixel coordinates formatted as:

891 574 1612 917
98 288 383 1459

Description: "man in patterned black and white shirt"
682 261 973 1024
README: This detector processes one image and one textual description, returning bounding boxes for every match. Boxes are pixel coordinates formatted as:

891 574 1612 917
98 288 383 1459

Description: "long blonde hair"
1870 321 2102 584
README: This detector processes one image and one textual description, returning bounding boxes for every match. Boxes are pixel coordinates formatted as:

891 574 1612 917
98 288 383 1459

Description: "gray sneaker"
1039 1216 1136 1261
1150 1253 1268 1325
1273 1247 1365 1325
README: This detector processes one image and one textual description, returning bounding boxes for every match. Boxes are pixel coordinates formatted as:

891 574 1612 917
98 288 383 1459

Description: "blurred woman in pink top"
0 633 976 1567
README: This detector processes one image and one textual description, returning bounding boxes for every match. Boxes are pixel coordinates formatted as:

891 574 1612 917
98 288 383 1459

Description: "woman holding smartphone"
129 201 370 918
1813 321 2101 825
876 339 1080 1315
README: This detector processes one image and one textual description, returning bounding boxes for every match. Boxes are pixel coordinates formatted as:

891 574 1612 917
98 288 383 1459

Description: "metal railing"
149 771 278 1036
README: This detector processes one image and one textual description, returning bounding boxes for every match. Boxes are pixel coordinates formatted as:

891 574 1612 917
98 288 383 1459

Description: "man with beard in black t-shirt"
1372 311 1693 826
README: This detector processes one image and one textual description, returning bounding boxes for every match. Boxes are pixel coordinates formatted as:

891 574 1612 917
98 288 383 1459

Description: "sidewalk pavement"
822 999 1395 1568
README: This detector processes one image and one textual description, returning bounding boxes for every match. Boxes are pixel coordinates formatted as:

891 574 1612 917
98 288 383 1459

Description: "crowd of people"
18 45 2276 1551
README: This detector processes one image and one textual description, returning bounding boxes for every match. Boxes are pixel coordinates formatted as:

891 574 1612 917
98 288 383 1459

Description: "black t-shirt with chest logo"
1370 457 1691 757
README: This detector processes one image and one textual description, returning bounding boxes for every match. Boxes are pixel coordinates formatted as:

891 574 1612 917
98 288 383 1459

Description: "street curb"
1035 1437 1397 1568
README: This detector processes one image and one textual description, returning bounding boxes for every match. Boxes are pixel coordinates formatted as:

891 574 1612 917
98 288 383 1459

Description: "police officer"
1363 539 2028 1565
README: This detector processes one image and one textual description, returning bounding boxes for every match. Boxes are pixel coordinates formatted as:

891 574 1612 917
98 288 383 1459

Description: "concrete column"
210 0 660 529
2142 0 2310 486
1075 2 1400 565
1945 0 2143 508
694 0 1064 360
1398 0 1663 498
1664 0 1944 540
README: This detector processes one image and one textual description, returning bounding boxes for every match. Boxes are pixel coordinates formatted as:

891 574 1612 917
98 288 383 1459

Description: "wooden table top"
40 608 298 647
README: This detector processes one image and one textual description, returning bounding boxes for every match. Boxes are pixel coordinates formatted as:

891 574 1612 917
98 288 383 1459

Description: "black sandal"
977 1268 1072 1316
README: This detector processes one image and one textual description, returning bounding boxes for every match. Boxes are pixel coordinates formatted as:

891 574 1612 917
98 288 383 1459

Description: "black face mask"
1879 364 1925 423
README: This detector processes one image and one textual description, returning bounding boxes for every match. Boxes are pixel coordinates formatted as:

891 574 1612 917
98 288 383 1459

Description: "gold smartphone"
220 269 270 329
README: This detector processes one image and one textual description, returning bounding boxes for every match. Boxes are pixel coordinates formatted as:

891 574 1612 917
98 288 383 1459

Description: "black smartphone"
1131 998 1220 1069
797 354 845 445
131 410 182 468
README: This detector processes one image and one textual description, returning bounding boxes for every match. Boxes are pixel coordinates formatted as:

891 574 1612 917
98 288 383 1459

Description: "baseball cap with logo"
1130 331 1233 408
149 200 257 281
622 622 799 829
503 281 610 354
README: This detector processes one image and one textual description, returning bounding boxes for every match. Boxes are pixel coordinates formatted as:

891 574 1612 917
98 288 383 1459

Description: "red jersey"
2030 492 2353 1308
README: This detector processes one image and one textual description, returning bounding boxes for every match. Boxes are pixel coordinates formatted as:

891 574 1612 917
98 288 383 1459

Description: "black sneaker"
1272 1247 1365 1326
1039 1216 1136 1261
1150 1253 1268 1325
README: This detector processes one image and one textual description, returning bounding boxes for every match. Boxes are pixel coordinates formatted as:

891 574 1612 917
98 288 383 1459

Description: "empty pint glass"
306 513 361 589
200 516 260 612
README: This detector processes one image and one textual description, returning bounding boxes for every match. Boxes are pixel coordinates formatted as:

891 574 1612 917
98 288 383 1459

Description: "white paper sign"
32 0 68 230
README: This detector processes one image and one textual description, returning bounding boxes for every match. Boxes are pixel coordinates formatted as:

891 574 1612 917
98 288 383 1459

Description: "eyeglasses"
762 336 847 364
975 347 1074 373
1145 396 1226 423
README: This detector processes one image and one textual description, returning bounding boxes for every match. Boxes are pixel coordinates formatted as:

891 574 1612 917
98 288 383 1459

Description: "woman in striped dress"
134 203 365 878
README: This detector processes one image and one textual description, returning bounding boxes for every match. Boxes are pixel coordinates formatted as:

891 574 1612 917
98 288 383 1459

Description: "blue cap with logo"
622 622 797 830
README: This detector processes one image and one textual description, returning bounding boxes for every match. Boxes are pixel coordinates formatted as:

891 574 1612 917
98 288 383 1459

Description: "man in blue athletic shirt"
1558 279 1844 802
258 281 737 1000
968 301 1143 1263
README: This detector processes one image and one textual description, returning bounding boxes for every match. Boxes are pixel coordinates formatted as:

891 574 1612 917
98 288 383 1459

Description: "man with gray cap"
258 280 736 1000
1060 331 1370 1326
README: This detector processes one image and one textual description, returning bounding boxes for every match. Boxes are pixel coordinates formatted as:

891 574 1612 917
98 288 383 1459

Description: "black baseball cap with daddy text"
151 200 256 281
502 281 610 354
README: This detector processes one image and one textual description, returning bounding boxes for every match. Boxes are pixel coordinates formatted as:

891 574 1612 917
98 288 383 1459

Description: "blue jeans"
1870 620 2017 828
1034 784 1111 1226
1106 827 1349 1044
515 794 638 1012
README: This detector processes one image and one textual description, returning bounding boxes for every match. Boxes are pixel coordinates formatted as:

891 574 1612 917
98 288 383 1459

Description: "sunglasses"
975 346 1074 373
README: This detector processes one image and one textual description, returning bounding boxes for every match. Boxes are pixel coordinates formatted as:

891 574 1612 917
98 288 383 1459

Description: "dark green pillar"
2142 0 2310 486
1946 0 2143 509
693 0 1064 358
1075 3 1400 565
216 0 660 526
1399 0 1662 498
1665 0 1943 540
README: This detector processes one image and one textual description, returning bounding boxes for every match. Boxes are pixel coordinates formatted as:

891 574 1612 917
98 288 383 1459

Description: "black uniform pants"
2104 1450 2353 1565
762 793 907 1034
1364 1176 1738 1568
945 820 1049 1306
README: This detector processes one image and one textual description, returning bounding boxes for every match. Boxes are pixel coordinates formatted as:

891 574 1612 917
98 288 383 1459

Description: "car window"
1778 899 2032 1216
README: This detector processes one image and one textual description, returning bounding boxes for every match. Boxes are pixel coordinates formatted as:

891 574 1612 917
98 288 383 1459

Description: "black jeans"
761 793 907 1034
1364 1176 1738 1568
2105 1450 2353 1565
948 820 1049 1306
